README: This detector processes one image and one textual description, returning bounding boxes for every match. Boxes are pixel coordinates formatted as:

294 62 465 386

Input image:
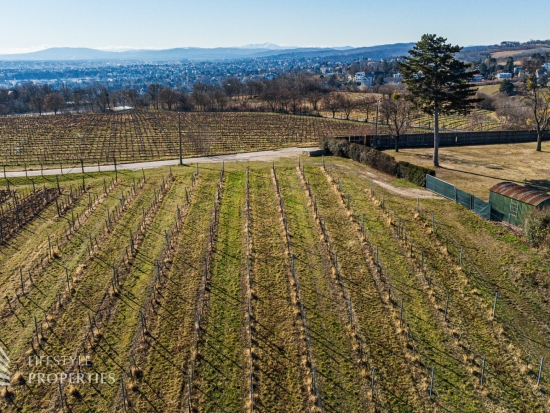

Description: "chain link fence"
426 175 491 220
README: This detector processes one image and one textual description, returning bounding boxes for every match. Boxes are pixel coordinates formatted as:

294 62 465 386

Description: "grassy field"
388 142 550 199
0 153 549 412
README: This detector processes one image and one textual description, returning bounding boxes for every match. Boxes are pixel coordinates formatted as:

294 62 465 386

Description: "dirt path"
4 147 318 178
335 163 440 199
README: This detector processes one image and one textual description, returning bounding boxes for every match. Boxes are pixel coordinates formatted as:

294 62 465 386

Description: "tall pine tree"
399 34 479 166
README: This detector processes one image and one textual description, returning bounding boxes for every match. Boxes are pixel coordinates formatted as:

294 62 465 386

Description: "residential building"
354 71 366 82
496 72 513 80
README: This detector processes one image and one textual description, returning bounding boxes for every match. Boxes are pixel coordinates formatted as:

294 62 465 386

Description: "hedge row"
320 138 435 187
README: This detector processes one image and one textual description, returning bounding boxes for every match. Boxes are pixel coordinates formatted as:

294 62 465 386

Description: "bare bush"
524 207 550 248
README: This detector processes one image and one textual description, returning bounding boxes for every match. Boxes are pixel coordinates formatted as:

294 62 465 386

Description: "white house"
359 77 373 87
496 73 512 80
354 72 366 82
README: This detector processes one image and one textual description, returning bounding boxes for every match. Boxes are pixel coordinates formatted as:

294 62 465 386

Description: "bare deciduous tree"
522 76 550 151
158 88 179 111
44 93 65 114
323 94 341 118
338 93 358 120
147 83 163 110
379 93 413 151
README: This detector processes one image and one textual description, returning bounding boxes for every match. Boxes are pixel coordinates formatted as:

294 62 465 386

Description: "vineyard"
321 107 503 132
0 111 375 168
0 156 549 413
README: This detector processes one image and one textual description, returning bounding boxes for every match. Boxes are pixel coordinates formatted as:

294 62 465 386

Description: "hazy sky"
1 0 548 53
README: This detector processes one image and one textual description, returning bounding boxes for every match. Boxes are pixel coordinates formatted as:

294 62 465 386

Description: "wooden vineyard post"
187 375 192 412
81 159 86 191
480 356 486 386
398 217 401 238
429 367 435 398
114 157 118 181
139 311 146 337
58 381 65 410
34 315 40 344
130 230 134 252
178 112 183 166
492 291 498 319
370 179 373 197
120 377 128 411
444 294 450 322
371 368 376 398
348 297 353 326
538 356 544 386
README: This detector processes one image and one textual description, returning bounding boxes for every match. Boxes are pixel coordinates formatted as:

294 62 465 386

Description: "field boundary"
334 130 549 150
426 175 492 220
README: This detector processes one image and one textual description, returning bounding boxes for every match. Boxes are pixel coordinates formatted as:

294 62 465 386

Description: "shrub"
524 207 550 248
365 147 398 176
320 138 433 186
397 161 436 187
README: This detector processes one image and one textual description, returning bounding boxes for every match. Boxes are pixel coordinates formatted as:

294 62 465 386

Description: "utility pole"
178 112 183 166
375 99 381 137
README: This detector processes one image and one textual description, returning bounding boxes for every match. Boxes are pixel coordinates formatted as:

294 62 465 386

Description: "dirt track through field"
4 147 318 177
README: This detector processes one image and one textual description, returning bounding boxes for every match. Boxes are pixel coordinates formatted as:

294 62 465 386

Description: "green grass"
303 165 424 412
278 167 370 412
1 157 549 412
193 171 247 411
133 172 220 412
71 173 191 410
248 167 307 412
325 160 542 411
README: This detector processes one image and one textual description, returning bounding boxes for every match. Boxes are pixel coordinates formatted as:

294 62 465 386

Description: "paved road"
4 147 319 178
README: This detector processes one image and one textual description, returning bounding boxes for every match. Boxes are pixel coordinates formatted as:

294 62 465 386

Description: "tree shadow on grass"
523 179 550 192
438 166 524 184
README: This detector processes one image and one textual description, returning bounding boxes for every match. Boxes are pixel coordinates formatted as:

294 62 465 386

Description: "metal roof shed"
489 182 550 226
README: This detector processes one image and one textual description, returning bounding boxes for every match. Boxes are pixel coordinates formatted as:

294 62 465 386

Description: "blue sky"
1 0 548 53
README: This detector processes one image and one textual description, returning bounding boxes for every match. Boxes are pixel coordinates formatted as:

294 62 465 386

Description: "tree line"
0 72 402 116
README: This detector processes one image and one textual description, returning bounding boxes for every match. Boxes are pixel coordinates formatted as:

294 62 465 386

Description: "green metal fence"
426 175 491 220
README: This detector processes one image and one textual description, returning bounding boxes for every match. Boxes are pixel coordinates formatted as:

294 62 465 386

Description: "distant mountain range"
0 43 415 62
1 40 547 63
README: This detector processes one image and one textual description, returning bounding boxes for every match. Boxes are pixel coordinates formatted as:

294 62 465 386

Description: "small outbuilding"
489 182 550 226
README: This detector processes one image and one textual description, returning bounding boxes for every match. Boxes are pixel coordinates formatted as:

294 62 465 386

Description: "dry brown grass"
391 142 550 199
